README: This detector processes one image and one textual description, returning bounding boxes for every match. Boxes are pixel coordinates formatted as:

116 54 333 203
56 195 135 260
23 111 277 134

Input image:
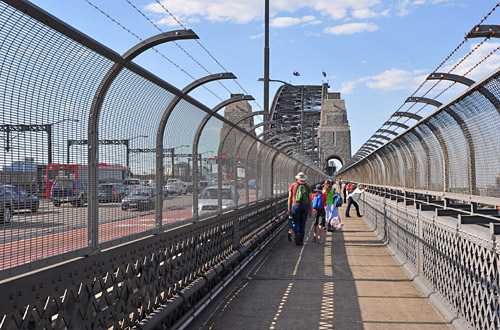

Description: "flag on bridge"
293 70 300 76
322 69 327 77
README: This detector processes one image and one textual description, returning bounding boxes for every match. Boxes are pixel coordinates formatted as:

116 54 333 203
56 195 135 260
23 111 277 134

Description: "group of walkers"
287 172 365 245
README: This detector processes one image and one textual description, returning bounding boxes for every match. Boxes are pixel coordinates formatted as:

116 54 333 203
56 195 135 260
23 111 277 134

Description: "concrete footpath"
187 208 451 330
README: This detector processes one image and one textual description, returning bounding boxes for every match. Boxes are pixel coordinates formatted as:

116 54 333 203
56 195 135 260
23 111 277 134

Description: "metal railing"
360 187 500 329
0 0 324 280
339 58 500 204
0 0 327 327
0 197 287 329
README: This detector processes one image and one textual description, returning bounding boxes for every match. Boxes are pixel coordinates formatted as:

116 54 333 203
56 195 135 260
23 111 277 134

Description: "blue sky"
29 0 500 164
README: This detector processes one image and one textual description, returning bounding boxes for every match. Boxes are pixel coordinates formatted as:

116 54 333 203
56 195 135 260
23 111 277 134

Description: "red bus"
37 163 129 197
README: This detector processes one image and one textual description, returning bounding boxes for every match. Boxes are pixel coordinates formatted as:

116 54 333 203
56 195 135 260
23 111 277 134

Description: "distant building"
2 157 40 172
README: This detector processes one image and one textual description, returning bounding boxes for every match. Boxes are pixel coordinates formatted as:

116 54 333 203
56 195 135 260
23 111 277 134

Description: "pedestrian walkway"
192 209 451 330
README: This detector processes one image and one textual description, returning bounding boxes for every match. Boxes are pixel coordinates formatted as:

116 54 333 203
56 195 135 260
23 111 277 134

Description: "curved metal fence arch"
0 0 326 277
340 64 500 202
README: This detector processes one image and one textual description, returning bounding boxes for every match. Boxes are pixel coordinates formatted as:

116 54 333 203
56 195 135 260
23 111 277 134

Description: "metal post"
156 73 235 226
125 140 130 170
46 124 52 164
67 140 71 164
300 86 305 155
264 0 270 138
171 148 175 178
89 30 198 249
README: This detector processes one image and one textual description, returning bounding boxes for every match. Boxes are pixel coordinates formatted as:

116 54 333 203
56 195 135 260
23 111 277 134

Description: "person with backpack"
325 182 344 231
345 183 365 217
287 172 312 246
311 184 326 244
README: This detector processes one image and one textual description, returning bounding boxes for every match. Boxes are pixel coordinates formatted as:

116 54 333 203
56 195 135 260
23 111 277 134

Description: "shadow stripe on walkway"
186 209 451 330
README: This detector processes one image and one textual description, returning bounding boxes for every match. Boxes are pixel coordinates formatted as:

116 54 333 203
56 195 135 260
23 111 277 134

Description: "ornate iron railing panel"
360 190 499 329
0 198 287 329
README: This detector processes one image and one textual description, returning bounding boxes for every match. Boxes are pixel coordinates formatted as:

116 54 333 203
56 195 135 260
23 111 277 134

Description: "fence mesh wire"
341 67 500 204
0 1 323 278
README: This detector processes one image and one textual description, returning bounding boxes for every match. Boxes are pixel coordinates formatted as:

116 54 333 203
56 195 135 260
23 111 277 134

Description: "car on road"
198 185 240 215
248 179 257 189
122 178 148 193
121 187 155 211
0 185 40 223
99 183 127 203
165 178 187 195
51 179 87 207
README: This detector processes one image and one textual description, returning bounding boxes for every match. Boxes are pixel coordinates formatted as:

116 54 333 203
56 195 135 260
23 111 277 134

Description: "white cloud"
396 0 412 16
341 42 500 95
352 8 389 19
441 42 500 82
366 68 426 90
145 0 384 25
249 33 264 39
323 22 379 35
270 15 319 28
340 68 427 94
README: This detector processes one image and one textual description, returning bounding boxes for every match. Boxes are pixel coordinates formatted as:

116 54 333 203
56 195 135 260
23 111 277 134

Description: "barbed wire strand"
151 0 263 110
83 0 224 102
353 2 500 161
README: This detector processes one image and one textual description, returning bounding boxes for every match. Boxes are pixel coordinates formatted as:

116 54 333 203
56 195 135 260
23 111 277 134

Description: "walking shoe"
312 236 317 243
345 215 351 218
295 233 302 245
317 237 321 244
288 231 292 241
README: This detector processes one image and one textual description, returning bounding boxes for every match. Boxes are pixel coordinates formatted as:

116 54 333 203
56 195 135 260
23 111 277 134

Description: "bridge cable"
150 0 263 111
353 2 500 163
83 0 224 102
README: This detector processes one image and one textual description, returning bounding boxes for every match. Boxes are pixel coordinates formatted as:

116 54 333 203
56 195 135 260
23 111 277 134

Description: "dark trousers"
345 197 361 217
292 204 309 243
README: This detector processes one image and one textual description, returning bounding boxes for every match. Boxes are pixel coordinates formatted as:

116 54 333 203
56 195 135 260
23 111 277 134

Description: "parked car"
51 179 87 207
198 185 240 215
0 185 39 223
122 178 147 193
121 187 155 211
99 183 127 203
165 178 187 195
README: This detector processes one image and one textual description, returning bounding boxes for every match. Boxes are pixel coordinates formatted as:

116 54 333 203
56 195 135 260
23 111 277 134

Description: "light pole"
1 118 79 164
264 0 270 136
47 119 80 164
126 135 148 170
168 144 188 178
200 150 214 178
257 77 293 86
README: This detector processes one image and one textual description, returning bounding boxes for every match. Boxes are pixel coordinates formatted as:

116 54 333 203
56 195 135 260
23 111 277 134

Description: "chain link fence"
0 0 324 280
339 63 500 203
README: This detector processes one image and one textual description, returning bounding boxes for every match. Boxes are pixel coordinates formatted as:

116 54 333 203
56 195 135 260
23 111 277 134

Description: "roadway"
0 190 256 271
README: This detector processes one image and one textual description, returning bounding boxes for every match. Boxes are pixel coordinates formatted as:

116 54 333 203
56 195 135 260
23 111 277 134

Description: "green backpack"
295 184 308 204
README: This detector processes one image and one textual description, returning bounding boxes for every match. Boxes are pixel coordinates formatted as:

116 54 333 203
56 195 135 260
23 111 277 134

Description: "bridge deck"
188 209 450 330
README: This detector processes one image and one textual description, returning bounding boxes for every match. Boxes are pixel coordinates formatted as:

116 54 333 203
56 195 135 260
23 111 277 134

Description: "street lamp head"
257 77 292 86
